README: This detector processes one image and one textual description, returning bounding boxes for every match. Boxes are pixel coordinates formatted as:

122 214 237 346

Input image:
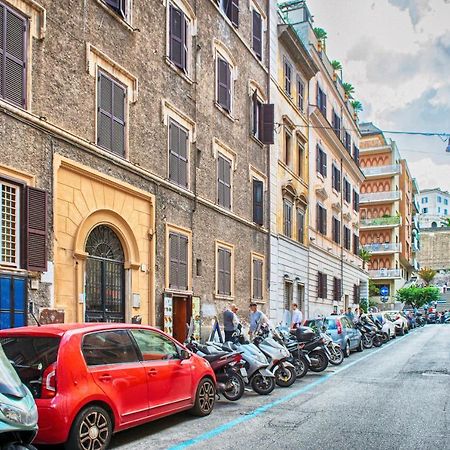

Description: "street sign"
436 300 447 304
380 285 389 297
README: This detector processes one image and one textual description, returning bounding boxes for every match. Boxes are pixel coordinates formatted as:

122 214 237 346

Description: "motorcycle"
0 344 38 450
293 326 330 372
185 337 246 401
320 328 344 365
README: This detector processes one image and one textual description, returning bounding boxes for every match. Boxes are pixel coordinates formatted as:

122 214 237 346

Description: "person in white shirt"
290 303 303 329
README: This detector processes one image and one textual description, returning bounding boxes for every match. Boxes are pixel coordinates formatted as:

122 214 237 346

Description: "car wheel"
190 378 216 417
399 327 405 336
344 341 351 358
356 339 364 352
65 405 112 450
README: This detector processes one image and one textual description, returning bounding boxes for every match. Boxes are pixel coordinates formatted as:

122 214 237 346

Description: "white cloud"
409 158 450 191
388 0 432 26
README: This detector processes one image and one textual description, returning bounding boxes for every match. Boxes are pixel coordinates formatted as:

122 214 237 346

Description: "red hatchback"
0 323 216 449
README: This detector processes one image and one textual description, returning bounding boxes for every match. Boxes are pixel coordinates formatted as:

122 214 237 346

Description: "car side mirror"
179 349 191 360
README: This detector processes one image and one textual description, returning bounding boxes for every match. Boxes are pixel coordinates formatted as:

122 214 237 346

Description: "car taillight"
41 363 57 399
337 320 343 335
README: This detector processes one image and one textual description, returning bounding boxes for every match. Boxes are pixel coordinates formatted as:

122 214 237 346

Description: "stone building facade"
0 0 272 340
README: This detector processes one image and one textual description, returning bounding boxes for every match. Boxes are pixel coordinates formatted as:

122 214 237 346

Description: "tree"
359 248 372 269
418 267 437 286
331 60 342 71
342 82 355 98
369 280 380 297
395 286 440 308
350 100 363 113
441 218 450 227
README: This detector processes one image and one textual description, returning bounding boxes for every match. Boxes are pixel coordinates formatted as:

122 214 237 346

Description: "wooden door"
172 296 192 343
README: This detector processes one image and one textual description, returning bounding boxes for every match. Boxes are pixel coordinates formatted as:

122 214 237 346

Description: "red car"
0 323 216 449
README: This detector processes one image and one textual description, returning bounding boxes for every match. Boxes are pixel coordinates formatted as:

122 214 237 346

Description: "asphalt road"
106 325 449 450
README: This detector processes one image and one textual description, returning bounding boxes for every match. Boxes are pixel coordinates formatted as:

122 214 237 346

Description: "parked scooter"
0 344 38 450
293 326 330 372
320 328 344 365
361 315 384 347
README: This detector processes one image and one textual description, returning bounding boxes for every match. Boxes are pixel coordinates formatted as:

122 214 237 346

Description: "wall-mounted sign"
39 309 65 325
380 285 390 297
163 293 173 335
192 296 201 341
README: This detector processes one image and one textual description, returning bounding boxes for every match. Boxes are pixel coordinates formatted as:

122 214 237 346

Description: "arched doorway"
85 225 125 323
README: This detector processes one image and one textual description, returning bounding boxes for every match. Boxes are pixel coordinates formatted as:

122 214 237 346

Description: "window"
168 120 189 188
438 207 441 213
168 231 189 290
1 183 19 266
297 141 305 178
353 144 360 166
344 226 351 250
252 257 263 300
332 111 341 139
284 129 292 166
344 131 351 152
332 165 341 192
217 153 232 209
317 272 327 299
283 281 293 311
332 216 340 244
445 209 448 215
0 2 27 108
353 284 360 304
445 199 448 205
217 55 232 113
97 71 126 156
421 197 428 204
130 329 178 361
252 8 262 60
316 203 327 235
343 178 351 203
333 277 342 302
283 200 292 238
353 234 359 255
437 196 442 203
316 146 327 177
251 91 262 140
217 245 232 296
284 59 292 96
102 0 129 21
169 3 188 72
219 0 239 27
297 208 305 244
353 190 359 212
252 178 264 225
422 207 428 213
82 330 139 366
297 76 305 112
317 85 327 118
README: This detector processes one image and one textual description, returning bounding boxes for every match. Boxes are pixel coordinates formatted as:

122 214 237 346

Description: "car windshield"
0 344 25 397
324 319 337 330
0 336 61 399
304 320 324 331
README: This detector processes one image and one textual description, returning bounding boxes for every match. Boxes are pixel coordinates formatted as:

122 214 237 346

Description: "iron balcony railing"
368 269 402 279
360 191 401 203
363 243 401 253
362 164 401 177
360 216 401 228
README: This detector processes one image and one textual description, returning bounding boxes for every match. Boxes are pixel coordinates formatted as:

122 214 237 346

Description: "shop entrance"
172 296 192 343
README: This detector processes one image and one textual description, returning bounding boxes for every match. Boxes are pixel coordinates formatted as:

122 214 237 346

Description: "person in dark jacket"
223 304 239 341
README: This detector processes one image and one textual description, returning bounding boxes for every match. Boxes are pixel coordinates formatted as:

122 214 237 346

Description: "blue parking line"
169 334 409 449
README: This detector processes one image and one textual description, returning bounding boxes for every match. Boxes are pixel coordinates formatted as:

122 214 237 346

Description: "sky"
306 0 450 192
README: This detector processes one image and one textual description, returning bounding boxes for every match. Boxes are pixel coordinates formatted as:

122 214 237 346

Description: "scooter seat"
202 352 229 362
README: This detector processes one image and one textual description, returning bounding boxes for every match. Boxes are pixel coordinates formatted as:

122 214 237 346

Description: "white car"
382 311 408 335
379 315 397 339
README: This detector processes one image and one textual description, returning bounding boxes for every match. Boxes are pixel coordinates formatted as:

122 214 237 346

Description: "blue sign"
380 285 389 297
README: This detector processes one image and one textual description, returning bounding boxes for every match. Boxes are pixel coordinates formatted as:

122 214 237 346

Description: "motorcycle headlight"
0 402 37 427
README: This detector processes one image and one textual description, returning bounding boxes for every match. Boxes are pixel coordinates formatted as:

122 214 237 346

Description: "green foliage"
342 82 355 97
359 248 372 269
441 218 450 227
359 298 368 313
418 267 437 286
350 100 363 113
331 60 342 71
313 27 328 40
395 286 440 308
369 280 380 297
369 298 379 308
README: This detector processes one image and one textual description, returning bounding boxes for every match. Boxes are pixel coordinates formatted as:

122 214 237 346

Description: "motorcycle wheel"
293 357 309 378
251 374 276 395
382 332 389 343
329 346 344 365
373 336 383 347
308 351 329 372
362 334 373 349
222 373 245 401
274 365 296 387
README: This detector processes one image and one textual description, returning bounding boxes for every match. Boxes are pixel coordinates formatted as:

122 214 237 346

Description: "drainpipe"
340 157 344 308
266 1 271 318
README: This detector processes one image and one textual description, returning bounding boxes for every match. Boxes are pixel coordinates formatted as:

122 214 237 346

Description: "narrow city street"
108 326 449 450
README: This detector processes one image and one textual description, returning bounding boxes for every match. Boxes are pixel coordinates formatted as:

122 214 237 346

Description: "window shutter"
178 127 188 188
322 274 327 299
323 152 327 177
253 179 264 225
217 156 224 206
260 104 274 144
223 157 231 209
252 9 262 60
178 235 188 290
168 121 179 183
230 0 239 27
169 5 186 71
322 207 327 235
217 57 231 111
26 186 47 272
169 233 179 289
317 272 322 298
2 5 27 107
297 209 304 243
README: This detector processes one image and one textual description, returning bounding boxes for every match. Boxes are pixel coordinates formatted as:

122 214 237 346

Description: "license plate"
240 367 248 377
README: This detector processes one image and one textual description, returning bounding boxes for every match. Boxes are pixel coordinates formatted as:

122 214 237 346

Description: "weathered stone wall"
417 228 450 271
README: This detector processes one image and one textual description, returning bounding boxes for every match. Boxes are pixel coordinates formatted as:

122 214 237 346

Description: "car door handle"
148 369 158 377
98 374 112 382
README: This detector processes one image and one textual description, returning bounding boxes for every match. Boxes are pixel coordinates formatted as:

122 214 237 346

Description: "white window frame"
0 182 20 268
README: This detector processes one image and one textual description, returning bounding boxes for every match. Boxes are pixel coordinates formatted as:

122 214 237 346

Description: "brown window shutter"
218 248 224 294
252 9 262 59
230 0 239 27
323 274 327 299
260 104 274 144
253 179 264 225
169 233 179 288
169 120 189 188
2 4 27 107
217 57 231 111
223 157 231 209
169 5 186 71
26 186 47 272
178 235 189 290
317 272 322 298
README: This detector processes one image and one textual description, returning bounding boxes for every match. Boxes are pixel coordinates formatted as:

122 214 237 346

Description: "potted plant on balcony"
359 248 372 269
331 60 342 81
342 82 355 101
313 27 327 52
350 100 363 120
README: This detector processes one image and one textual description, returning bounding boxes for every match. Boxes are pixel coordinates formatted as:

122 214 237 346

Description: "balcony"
362 164 401 179
363 243 401 254
359 216 401 230
412 238 420 253
360 191 401 204
368 269 402 279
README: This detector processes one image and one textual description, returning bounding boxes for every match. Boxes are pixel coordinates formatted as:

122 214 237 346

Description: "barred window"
1 183 19 266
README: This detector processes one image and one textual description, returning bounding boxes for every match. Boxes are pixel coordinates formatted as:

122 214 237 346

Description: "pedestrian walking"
223 304 239 342
249 302 268 337
290 303 303 329
345 307 354 321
